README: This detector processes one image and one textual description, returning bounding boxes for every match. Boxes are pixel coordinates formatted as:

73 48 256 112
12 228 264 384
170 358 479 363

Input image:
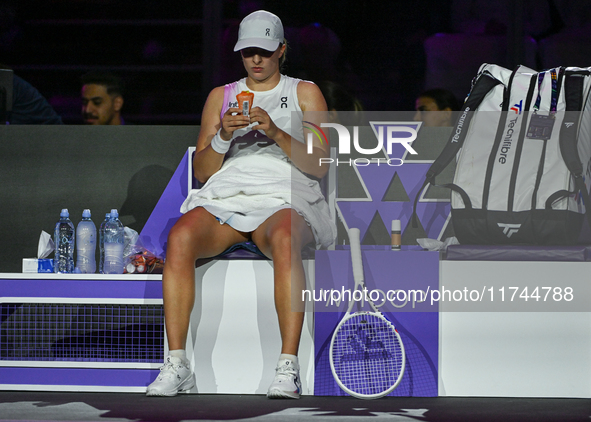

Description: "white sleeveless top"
183 75 336 243
185 74 334 238
220 74 305 161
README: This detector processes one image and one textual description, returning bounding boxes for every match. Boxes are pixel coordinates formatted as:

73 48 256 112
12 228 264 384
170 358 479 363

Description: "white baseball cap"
233 10 284 52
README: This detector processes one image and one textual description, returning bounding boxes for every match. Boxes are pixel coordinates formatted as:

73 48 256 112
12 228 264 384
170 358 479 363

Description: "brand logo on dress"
498 223 521 238
281 96 288 108
510 100 523 115
564 122 575 128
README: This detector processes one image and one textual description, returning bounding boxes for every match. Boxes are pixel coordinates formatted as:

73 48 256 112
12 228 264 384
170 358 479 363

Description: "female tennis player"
146 10 335 399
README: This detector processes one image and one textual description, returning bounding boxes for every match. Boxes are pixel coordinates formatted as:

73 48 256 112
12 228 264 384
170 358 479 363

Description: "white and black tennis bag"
414 63 591 245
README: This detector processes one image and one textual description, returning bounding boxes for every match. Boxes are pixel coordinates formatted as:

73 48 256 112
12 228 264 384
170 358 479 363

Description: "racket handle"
348 228 364 283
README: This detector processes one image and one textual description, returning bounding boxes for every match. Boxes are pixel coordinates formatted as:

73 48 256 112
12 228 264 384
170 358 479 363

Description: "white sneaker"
146 356 195 397
266 358 301 399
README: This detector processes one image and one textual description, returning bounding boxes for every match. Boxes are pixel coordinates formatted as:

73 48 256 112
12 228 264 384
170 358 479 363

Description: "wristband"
210 129 231 154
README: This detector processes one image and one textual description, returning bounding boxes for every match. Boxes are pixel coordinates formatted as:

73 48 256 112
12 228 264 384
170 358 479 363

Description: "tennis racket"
329 227 406 399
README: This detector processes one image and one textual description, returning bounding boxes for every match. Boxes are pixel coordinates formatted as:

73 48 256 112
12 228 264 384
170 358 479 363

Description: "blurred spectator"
451 0 552 38
552 0 591 31
298 23 341 81
414 88 460 127
80 71 126 125
538 0 591 69
0 65 63 125
294 23 357 91
317 80 363 125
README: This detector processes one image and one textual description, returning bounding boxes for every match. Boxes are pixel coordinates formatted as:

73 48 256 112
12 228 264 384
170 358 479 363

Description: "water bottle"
53 209 75 273
103 209 125 274
76 209 96 273
99 212 110 274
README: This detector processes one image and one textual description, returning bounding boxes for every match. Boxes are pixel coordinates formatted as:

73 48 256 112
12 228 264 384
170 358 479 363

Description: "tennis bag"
413 63 591 245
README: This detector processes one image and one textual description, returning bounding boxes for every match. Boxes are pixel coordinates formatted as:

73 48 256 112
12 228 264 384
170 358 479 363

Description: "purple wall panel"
314 250 439 397
340 163 450 242
0 367 159 387
0 278 163 299
139 150 189 259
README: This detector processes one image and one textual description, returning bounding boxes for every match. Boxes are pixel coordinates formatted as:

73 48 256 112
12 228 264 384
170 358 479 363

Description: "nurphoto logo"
304 121 419 167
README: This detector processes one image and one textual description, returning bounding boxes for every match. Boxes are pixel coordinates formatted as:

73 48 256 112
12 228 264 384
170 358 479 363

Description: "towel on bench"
180 153 336 248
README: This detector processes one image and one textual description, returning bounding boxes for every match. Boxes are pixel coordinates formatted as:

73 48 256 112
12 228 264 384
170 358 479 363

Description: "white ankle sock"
279 353 299 367
169 349 188 364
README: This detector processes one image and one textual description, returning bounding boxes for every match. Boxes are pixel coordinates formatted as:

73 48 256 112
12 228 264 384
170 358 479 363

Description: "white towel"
180 154 337 248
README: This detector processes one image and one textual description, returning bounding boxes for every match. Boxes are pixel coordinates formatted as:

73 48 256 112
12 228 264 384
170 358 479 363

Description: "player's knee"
269 231 307 265
167 219 199 252
267 225 290 249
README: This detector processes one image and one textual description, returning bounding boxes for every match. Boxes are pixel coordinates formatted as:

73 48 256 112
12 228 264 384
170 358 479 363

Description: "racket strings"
332 313 404 397
317 317 439 397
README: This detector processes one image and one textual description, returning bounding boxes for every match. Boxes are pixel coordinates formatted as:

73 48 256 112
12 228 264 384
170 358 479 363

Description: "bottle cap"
60 209 69 217
391 219 401 231
110 209 119 218
82 209 91 218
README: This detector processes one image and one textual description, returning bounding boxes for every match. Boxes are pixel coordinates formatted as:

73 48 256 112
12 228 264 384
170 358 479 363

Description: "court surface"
0 392 589 422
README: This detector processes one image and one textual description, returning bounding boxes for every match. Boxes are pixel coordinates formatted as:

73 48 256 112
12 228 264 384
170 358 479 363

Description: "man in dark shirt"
1 68 63 125
80 71 126 125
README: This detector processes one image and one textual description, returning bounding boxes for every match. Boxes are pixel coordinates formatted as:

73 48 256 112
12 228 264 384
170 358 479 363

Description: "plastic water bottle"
54 209 75 273
98 212 110 274
76 209 96 273
103 209 125 274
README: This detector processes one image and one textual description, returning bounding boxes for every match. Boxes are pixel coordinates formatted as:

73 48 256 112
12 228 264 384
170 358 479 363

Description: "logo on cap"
266 28 270 36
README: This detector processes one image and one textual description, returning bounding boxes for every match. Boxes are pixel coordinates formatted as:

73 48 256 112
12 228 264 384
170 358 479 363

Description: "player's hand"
249 106 280 140
220 107 249 140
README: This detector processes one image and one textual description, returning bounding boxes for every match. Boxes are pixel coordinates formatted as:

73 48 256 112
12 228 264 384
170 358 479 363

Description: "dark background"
2 0 591 124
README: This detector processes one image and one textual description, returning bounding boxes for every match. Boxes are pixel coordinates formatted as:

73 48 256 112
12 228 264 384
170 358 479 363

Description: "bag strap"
411 72 502 227
507 72 539 211
555 70 591 228
426 73 502 181
560 70 587 175
482 65 527 210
